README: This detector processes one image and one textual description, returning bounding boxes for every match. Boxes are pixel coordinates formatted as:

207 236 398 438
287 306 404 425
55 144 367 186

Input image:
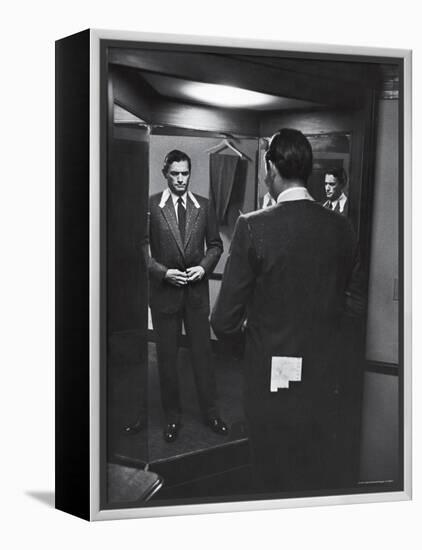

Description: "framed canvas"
55 29 412 521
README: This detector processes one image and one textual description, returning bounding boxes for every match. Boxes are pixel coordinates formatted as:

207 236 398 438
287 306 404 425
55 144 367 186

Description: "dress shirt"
325 192 347 213
158 188 201 221
170 191 187 223
276 186 315 204
262 192 277 209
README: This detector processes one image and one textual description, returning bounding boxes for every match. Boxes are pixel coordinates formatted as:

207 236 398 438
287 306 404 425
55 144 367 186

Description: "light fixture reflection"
181 82 280 109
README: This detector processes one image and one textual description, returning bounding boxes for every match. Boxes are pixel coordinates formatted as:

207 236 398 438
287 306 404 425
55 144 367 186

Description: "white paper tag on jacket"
270 356 302 391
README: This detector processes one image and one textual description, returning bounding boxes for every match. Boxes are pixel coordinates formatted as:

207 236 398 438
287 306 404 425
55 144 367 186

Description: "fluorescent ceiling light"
181 82 284 109
141 73 324 111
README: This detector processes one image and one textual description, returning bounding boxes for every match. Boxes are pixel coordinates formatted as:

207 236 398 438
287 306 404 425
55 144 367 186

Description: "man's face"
165 160 190 196
324 174 342 201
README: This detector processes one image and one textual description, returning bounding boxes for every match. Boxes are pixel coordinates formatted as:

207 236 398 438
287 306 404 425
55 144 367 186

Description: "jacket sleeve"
147 250 168 282
199 199 224 275
211 215 257 338
142 210 168 283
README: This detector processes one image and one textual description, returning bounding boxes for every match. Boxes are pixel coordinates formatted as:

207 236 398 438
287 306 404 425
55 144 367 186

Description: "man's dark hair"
162 149 192 175
324 167 347 188
265 128 313 183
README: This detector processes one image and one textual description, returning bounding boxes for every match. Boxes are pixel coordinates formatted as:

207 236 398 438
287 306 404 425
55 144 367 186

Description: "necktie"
177 197 186 242
327 201 333 210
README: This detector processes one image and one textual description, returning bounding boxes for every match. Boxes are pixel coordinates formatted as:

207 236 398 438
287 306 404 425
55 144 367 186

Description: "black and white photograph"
4 0 421 545
91 33 408 514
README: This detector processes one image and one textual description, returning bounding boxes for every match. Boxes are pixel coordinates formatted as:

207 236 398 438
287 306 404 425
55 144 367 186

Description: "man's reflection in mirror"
147 150 228 443
323 167 348 216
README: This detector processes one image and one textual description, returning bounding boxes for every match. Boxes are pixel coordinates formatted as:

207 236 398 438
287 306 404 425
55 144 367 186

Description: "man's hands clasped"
186 266 205 282
164 269 188 287
165 266 205 287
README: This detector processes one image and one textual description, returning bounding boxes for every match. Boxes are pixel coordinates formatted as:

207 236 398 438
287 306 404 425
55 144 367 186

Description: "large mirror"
103 42 400 508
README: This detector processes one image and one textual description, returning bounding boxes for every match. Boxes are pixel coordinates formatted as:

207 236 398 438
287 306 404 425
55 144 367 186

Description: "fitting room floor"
108 341 247 465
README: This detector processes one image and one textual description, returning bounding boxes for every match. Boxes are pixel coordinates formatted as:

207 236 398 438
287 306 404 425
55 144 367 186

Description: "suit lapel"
161 198 185 256
184 195 200 250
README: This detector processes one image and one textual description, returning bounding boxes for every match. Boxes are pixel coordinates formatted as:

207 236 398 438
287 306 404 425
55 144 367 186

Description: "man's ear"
265 159 274 177
270 161 283 187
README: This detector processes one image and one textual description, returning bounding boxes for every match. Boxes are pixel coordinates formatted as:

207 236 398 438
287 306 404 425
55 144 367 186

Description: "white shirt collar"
170 190 187 208
158 188 200 209
262 192 276 209
326 192 347 212
276 186 314 204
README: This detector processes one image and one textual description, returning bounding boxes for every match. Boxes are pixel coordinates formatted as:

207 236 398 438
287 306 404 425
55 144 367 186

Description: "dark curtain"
209 153 240 226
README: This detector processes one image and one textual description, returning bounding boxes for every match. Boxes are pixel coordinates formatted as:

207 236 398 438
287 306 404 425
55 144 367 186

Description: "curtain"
209 153 241 226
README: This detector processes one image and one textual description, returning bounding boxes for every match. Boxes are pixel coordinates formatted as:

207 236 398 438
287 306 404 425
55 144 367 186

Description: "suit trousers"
151 302 218 424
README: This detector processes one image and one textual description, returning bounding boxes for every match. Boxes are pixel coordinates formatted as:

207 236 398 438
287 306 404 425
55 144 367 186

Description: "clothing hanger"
205 138 249 160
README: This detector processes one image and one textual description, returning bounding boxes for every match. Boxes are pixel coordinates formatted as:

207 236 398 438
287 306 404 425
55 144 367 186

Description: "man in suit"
211 129 365 492
323 167 349 216
148 149 228 443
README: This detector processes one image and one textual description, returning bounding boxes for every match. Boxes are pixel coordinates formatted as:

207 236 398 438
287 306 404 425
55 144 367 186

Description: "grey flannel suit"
148 191 223 422
211 199 365 491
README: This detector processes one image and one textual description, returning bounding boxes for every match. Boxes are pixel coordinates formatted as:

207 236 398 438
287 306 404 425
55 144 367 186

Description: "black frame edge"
55 29 91 521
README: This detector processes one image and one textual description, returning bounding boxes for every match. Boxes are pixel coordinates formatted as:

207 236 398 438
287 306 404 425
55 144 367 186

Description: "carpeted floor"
108 341 247 465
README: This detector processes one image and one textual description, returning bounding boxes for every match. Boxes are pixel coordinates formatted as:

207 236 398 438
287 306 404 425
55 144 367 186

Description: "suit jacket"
323 196 349 216
148 191 223 314
211 200 365 424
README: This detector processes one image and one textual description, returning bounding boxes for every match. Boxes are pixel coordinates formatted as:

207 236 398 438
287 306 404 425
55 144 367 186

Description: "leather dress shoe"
164 422 180 443
206 417 229 435
124 417 146 435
